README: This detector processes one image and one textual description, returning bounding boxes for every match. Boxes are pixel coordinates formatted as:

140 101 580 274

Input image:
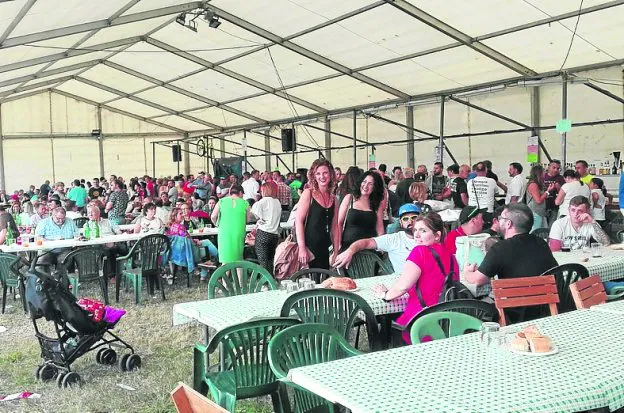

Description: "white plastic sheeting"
0 0 621 134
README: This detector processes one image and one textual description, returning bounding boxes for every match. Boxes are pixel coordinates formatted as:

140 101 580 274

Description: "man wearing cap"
334 204 421 273
444 206 486 254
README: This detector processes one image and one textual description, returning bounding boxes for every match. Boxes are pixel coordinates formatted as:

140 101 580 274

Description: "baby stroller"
24 266 140 388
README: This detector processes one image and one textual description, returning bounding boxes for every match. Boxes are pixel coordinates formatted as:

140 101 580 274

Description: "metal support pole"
0 104 5 190
205 136 210 176
176 139 181 176
530 87 552 163
152 142 156 177
406 106 415 168
243 130 248 173
264 130 271 171
219 137 225 158
97 106 104 177
49 91 56 182
439 96 445 164
324 117 331 162
353 110 357 166
183 138 190 176
561 72 568 167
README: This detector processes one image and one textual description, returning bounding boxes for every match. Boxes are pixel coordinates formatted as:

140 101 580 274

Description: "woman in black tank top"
338 171 386 252
295 159 339 270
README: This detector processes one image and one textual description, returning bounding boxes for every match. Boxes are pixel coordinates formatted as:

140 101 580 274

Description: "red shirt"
444 226 466 254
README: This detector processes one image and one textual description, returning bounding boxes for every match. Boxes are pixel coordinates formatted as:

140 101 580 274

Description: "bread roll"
521 325 542 339
510 337 529 352
528 336 552 353
319 277 357 291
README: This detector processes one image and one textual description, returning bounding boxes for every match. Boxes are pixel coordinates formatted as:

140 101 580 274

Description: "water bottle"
94 221 100 238
14 213 21 227
5 226 14 245
83 222 91 239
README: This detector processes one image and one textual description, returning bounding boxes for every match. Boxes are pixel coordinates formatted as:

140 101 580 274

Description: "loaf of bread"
509 337 529 352
320 277 357 291
528 336 553 353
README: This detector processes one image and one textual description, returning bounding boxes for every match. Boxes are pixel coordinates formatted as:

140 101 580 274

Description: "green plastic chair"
115 234 170 304
59 246 109 304
208 261 277 299
193 317 300 412
268 323 362 413
410 311 483 344
0 253 21 314
280 289 383 351
339 250 393 279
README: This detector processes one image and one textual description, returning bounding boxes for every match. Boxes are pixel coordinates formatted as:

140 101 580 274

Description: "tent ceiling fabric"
0 0 622 134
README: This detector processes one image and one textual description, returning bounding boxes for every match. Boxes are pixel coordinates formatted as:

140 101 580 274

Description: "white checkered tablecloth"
172 274 407 331
289 310 624 413
590 299 624 315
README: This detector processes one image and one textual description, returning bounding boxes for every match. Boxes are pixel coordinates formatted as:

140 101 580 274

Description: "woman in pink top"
372 212 459 343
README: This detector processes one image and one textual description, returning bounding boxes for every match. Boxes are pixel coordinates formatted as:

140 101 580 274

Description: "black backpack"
416 247 474 307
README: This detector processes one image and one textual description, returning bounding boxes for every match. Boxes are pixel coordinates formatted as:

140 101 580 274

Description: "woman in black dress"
337 171 386 251
295 159 339 270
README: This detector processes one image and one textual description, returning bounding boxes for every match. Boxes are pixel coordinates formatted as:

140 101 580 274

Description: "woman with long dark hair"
526 165 555 231
296 159 339 269
337 171 386 251
336 166 362 205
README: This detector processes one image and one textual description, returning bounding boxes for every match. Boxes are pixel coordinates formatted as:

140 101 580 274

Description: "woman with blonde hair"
296 158 340 269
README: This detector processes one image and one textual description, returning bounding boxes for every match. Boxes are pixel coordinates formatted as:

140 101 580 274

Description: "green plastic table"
289 310 624 413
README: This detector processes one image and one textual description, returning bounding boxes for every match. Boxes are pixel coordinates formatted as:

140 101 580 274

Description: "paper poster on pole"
434 145 442 163
368 153 376 169
527 136 539 163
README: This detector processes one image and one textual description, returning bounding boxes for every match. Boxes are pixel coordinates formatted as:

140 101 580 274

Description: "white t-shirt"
241 179 259 200
467 176 499 212
591 189 606 221
251 197 281 234
559 181 591 216
505 174 526 204
549 216 600 250
137 216 164 233
373 231 417 274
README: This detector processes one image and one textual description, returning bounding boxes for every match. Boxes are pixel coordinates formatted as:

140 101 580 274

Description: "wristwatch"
382 291 390 302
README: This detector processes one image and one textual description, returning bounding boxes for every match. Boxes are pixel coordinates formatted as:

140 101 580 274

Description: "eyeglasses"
400 215 418 223
498 216 513 225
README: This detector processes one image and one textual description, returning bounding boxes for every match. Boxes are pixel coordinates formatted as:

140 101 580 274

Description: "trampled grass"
0 275 273 413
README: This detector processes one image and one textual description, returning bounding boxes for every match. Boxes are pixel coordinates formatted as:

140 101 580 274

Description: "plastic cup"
298 277 311 289
592 242 602 258
280 280 294 292
35 236 43 246
286 283 299 294
304 280 316 290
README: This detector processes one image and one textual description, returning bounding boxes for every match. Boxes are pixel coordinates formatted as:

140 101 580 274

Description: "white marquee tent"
0 0 623 190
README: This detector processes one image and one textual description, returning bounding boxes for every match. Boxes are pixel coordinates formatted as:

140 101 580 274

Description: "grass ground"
0 273 273 413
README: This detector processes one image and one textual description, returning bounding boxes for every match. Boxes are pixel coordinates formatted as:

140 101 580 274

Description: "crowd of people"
0 157 615 335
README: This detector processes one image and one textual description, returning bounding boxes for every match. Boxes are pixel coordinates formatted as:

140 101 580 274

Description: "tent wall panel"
52 139 100 184
103 138 148 179
51 94 98 134
3 138 54 190
1 93 51 134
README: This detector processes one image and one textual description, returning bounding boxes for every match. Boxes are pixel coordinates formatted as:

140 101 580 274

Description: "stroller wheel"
125 354 142 371
56 372 66 388
101 349 117 365
34 365 43 380
118 354 130 372
39 364 57 382
61 372 82 388
96 348 107 364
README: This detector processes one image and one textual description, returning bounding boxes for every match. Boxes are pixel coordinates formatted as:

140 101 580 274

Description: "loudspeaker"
172 144 182 162
281 128 296 152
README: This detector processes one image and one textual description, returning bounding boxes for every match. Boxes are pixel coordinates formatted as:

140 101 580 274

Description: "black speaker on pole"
281 128 296 152
172 144 182 162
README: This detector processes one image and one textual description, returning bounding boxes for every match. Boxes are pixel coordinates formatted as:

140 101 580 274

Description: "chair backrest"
491 275 560 326
59 246 105 282
0 253 19 283
530 227 550 242
569 275 607 309
541 263 589 313
280 289 382 351
410 311 483 344
403 299 498 334
208 261 277 299
340 250 392 279
128 234 170 273
73 217 89 228
170 382 229 413
289 268 339 284
206 318 299 393
268 323 361 413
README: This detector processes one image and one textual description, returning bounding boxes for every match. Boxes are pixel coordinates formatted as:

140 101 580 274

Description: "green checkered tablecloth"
172 274 407 331
589 299 624 315
289 310 624 413
467 250 624 297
